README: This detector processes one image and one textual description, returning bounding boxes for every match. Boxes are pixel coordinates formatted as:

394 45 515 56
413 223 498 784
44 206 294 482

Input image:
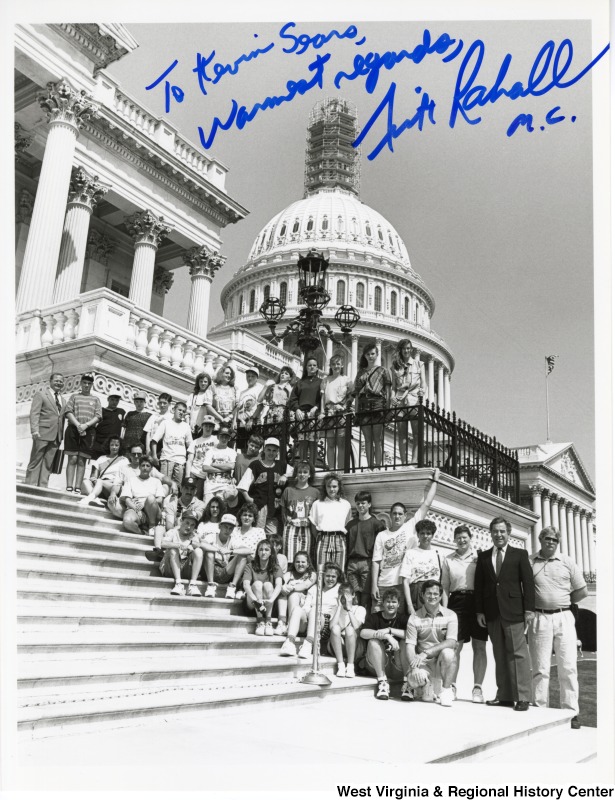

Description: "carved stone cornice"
51 24 138 72
67 167 108 210
182 245 226 280
15 122 33 163
153 266 174 296
125 210 172 248
16 189 34 224
85 230 115 265
38 78 99 131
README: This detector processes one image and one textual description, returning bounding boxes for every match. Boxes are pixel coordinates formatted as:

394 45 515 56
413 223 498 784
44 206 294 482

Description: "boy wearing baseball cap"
200 424 237 506
123 390 152 450
159 509 203 596
236 437 293 535
200 513 247 599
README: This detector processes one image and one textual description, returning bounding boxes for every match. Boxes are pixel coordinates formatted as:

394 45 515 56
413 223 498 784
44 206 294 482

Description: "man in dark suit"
475 516 535 711
25 372 65 487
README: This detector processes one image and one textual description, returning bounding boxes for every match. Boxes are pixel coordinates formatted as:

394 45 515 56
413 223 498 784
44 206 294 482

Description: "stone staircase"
16 483 374 737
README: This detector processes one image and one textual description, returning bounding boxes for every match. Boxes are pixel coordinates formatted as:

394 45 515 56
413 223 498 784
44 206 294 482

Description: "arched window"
263 285 270 302
351 217 358 237
239 294 245 314
365 221 372 238
279 222 287 237
249 289 256 312
279 281 288 305
292 218 300 234
226 299 233 319
321 215 329 231
374 286 382 312
390 291 397 316
336 280 346 305
266 226 275 248
306 217 314 232
404 297 410 319
336 215 344 234
377 227 384 242
356 282 365 308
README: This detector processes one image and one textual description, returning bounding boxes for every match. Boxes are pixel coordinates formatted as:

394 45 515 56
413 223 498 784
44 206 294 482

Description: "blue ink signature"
198 54 331 149
145 60 184 113
450 38 610 128
353 82 436 160
193 36 275 96
334 29 463 94
279 21 365 55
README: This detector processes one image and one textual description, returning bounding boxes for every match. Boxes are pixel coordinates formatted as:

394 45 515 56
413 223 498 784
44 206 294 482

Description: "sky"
106 17 607 479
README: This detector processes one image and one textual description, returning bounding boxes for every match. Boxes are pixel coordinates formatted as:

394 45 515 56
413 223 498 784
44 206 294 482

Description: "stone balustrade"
15 288 296 379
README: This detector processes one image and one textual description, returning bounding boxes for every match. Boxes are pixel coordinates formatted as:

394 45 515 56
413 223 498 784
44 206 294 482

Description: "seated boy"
405 580 458 707
159 509 203 596
328 582 367 678
200 513 247 600
119 455 165 536
360 587 410 700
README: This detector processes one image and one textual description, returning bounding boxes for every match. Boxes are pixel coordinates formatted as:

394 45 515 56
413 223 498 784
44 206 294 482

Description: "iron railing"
250 398 520 504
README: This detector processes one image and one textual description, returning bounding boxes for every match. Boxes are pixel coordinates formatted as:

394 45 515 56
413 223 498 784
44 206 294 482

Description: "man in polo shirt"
529 526 588 729
441 524 488 703
405 579 458 706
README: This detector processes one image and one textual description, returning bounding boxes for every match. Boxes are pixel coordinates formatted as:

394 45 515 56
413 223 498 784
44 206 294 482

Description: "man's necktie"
54 392 62 414
495 547 503 576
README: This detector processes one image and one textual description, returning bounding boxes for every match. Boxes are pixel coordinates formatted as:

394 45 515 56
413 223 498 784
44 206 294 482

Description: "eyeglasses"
542 537 559 543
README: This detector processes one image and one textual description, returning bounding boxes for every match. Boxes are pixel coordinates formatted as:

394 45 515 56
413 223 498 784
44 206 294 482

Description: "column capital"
125 210 172 247
153 265 174 296
425 353 435 363
528 483 543 496
351 334 360 343
15 122 33 163
38 78 99 131
85 230 115 265
16 189 34 225
182 245 226 280
67 167 108 211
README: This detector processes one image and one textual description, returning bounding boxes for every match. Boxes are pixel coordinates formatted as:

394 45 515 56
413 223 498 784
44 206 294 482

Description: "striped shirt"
405 605 458 651
66 392 102 425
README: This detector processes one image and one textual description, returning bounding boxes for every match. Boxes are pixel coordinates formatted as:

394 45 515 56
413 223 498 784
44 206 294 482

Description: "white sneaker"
170 582 185 596
204 583 217 598
280 639 297 657
345 663 355 678
440 687 455 707
421 681 435 702
336 662 346 678
187 583 201 597
376 678 390 700
297 640 313 659
264 622 274 636
472 685 485 704
401 680 414 701
254 621 266 636
225 584 236 600
274 621 288 636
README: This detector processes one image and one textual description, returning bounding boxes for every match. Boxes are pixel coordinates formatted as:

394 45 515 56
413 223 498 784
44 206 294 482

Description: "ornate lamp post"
259 249 360 363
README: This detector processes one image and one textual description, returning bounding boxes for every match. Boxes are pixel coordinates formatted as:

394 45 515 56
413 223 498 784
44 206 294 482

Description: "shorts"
346 558 371 593
355 398 386 427
64 425 95 458
365 638 404 678
448 591 488 642
256 505 280 536
160 460 184 484
159 550 194 578
213 562 233 584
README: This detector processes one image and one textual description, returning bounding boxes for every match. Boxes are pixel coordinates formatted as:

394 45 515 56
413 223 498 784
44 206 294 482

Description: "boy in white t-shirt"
200 513 248 600
185 415 218 499
145 392 173 465
400 519 442 613
371 468 440 612
200 424 237 506
152 401 193 483
159 509 203 596
119 455 165 535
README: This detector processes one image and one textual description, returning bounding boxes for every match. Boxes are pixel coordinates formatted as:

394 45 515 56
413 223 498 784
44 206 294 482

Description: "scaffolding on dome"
304 97 361 197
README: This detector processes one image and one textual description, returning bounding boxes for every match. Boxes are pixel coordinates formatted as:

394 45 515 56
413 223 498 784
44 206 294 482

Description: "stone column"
566 503 576 562
579 511 590 574
350 335 359 380
444 369 451 412
325 337 333 373
125 210 172 310
53 167 107 303
427 356 435 403
586 514 596 573
541 491 551 528
182 246 225 338
530 485 542 552
16 79 98 313
573 508 584 571
558 499 568 557
375 338 383 367
550 495 560 535
437 362 444 409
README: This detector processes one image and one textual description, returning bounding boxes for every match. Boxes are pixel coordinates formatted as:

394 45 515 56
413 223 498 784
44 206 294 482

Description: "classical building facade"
209 99 455 411
15 23 301 467
517 442 596 579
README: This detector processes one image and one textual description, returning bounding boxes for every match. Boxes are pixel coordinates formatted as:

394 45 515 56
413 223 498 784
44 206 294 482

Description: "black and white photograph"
3 0 612 794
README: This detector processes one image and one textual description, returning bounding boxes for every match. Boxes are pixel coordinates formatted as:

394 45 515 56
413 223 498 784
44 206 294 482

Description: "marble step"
18 651 339 694
17 566 239 600
17 503 126 534
18 547 169 578
463 721 596 763
17 524 153 559
18 675 374 736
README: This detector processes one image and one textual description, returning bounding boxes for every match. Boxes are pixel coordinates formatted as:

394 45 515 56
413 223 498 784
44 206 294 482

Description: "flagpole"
545 367 551 443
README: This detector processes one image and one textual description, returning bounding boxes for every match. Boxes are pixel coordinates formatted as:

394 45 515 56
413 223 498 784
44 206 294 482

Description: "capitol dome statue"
209 98 455 411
